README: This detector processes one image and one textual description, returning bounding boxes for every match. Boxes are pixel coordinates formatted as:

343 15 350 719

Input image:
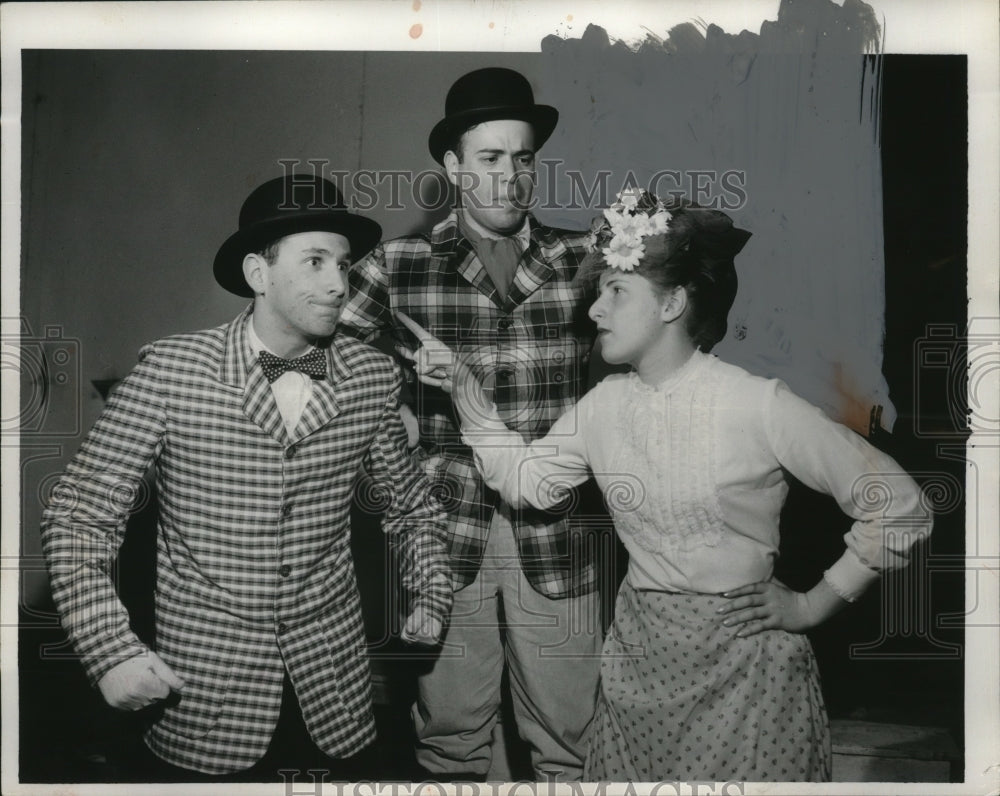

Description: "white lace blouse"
464 351 930 600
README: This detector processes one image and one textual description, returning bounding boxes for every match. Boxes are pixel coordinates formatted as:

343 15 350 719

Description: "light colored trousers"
413 505 602 781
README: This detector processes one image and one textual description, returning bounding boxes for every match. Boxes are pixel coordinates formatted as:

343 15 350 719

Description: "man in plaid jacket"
339 67 603 782
40 175 452 780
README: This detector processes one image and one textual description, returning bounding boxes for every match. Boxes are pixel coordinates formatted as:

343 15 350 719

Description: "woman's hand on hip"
717 578 850 637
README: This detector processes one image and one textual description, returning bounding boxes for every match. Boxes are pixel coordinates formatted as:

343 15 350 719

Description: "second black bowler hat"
213 175 381 298
428 67 558 165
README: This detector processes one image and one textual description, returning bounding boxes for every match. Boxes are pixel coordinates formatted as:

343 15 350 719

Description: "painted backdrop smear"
536 0 890 434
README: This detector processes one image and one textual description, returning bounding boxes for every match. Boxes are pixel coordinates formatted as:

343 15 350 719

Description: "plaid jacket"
339 211 600 598
41 306 451 774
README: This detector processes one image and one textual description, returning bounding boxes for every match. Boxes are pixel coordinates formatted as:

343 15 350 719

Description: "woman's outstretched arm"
396 312 595 510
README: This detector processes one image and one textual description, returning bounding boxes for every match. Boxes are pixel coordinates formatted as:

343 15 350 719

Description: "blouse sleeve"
460 391 596 510
762 379 931 601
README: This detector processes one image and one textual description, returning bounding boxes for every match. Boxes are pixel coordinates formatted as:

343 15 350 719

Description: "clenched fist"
97 651 185 710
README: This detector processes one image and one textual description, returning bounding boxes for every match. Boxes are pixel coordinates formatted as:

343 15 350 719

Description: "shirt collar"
246 313 315 359
459 210 531 250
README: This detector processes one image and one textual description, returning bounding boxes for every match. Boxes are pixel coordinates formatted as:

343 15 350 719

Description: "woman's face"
588 269 671 367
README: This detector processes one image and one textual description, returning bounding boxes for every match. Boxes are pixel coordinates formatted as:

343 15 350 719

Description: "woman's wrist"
801 578 852 628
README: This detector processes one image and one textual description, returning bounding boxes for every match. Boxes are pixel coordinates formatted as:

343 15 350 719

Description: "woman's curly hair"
574 194 751 352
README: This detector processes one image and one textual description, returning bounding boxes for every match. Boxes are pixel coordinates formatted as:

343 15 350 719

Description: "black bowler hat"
213 175 382 297
428 67 558 165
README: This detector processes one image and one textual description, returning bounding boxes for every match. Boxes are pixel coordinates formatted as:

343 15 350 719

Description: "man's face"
249 231 352 354
444 119 536 235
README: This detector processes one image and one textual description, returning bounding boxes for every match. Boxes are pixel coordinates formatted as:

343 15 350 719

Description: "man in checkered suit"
40 175 453 780
339 67 603 782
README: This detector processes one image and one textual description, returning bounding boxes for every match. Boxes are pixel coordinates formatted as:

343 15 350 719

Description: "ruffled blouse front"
465 352 930 598
607 352 725 561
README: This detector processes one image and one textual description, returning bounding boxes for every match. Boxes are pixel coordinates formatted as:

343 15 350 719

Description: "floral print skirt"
585 581 831 782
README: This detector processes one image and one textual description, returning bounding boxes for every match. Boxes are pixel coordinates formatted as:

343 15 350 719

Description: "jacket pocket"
153 586 242 739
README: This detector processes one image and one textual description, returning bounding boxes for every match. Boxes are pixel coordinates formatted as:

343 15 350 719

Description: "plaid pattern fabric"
41 306 451 775
339 211 600 597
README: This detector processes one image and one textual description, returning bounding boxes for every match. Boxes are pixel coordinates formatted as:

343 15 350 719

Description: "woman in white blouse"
398 190 930 782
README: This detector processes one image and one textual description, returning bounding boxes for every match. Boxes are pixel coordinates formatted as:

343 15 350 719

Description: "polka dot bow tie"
258 349 327 383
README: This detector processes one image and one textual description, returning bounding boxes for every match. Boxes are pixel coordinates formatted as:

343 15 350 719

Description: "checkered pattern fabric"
41 306 451 774
338 212 600 598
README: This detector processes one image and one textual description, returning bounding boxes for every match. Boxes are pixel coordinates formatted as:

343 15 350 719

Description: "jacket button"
497 317 512 330
277 622 289 634
281 503 293 518
284 444 297 459
495 368 513 381
279 564 291 578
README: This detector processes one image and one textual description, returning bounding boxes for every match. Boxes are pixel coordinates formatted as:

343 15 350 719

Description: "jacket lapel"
219 306 288 445
290 341 352 443
434 213 502 304
219 307 356 445
243 365 288 444
503 217 559 311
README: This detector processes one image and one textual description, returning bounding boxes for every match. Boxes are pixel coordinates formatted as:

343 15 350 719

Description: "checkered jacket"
338 211 600 598
40 306 451 774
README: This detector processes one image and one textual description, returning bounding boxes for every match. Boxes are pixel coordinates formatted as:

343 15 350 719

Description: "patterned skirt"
585 581 831 782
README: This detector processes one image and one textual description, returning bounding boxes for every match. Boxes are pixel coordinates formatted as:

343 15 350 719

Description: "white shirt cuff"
823 549 880 602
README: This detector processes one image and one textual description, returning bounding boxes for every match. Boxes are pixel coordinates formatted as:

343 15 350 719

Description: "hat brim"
213 212 382 298
428 105 558 165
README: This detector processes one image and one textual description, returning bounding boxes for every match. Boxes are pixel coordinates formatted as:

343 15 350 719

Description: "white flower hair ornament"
585 188 673 272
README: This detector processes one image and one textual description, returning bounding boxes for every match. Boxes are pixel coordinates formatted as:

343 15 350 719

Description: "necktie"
459 216 522 300
477 236 522 299
258 349 327 383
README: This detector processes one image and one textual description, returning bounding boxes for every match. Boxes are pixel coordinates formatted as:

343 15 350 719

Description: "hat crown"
427 67 557 165
444 67 536 116
214 173 380 298
238 175 347 230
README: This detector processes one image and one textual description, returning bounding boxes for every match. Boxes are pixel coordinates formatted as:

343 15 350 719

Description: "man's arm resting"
366 365 454 642
401 571 452 645
40 343 169 690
